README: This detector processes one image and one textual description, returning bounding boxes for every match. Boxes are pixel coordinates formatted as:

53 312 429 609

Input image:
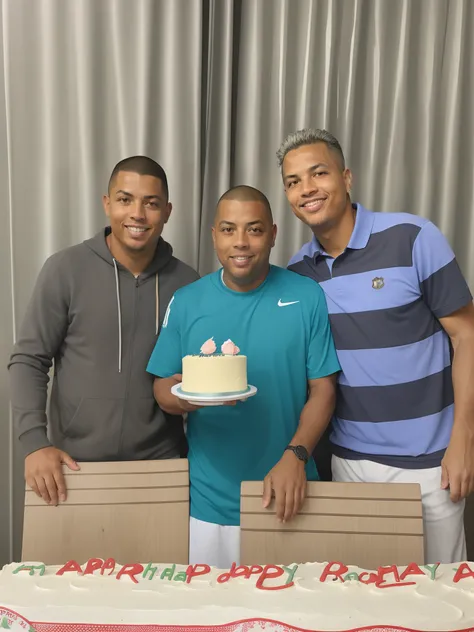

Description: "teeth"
303 199 325 208
233 257 250 261
127 227 147 233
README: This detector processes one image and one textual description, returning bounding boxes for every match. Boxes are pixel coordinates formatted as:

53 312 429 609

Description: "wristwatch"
284 444 309 464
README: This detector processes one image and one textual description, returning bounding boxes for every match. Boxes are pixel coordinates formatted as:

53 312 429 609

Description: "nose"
233 229 250 249
130 201 146 221
301 175 318 197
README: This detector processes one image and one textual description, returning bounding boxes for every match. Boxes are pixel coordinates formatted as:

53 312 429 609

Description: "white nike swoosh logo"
278 299 300 307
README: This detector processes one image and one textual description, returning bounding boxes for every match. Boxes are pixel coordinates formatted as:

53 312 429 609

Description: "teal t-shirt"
147 265 340 526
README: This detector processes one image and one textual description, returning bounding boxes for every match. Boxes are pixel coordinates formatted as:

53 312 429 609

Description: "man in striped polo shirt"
277 128 474 563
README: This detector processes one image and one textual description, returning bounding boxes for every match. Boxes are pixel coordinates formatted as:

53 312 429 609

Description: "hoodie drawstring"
113 259 159 373
155 273 159 335
113 259 123 373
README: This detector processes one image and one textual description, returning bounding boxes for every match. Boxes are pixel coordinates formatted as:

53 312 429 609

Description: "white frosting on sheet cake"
2 559 474 630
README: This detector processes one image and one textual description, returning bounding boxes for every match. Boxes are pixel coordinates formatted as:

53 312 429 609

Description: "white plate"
171 383 257 406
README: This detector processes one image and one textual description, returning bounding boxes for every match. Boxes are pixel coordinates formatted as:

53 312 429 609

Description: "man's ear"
344 168 353 194
102 194 111 218
164 202 172 224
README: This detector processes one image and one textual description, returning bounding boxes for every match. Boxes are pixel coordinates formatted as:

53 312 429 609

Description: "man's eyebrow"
115 190 162 201
218 220 265 226
284 163 330 181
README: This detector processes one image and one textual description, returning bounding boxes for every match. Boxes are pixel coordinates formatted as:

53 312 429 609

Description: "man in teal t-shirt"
147 186 340 567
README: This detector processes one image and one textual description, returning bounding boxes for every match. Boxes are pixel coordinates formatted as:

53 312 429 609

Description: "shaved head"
215 185 273 223
212 185 276 293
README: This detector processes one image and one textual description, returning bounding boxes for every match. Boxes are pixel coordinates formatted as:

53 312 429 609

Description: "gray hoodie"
8 228 199 461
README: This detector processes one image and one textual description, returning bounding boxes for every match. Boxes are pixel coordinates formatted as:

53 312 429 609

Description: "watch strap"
285 444 309 464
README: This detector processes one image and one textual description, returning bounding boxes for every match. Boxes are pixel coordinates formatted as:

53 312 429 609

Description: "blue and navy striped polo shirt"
288 204 472 468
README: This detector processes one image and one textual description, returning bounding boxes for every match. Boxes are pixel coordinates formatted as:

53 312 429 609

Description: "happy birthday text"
12 559 474 590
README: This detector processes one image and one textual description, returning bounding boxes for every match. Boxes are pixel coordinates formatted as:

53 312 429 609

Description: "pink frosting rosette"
221 339 240 355
200 337 217 355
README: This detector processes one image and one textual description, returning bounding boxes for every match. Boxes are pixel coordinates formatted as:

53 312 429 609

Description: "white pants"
332 455 467 564
189 517 240 568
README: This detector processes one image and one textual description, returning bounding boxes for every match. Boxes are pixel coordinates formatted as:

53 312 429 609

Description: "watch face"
294 446 308 462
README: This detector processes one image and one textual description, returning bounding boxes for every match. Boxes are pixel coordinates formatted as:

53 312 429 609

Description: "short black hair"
216 185 273 222
108 156 169 200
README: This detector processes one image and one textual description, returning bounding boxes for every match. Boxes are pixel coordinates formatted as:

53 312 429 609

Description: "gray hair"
276 128 345 171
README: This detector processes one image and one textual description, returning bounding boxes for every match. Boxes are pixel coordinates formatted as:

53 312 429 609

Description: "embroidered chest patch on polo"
372 276 385 290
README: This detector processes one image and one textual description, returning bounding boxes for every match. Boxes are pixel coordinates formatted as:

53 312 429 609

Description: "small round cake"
181 338 248 395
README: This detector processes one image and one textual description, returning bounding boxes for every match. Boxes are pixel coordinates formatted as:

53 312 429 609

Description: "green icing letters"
173 572 187 582
161 564 176 580
282 564 298 585
343 572 360 581
12 564 45 576
423 564 439 580
142 563 158 580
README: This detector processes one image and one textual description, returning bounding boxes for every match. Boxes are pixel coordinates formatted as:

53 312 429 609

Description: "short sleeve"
413 221 472 318
306 284 341 380
146 294 183 377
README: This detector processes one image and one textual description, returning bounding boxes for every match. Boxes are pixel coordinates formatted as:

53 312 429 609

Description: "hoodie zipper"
117 274 140 457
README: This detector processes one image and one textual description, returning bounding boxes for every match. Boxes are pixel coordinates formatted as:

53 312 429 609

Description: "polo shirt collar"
347 203 375 249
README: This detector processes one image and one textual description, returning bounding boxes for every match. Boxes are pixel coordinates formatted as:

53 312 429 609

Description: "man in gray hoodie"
8 155 199 506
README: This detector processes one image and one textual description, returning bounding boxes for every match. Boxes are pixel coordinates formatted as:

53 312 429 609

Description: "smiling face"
282 142 352 231
102 170 171 258
212 198 277 292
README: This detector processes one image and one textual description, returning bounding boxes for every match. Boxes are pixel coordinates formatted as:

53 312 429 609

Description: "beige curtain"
1 0 473 564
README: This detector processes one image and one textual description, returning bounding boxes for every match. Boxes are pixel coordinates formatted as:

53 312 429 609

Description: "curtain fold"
198 0 235 272
1 0 473 564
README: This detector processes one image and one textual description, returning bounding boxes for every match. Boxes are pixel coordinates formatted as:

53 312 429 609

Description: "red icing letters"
358 571 377 584
235 564 263 578
101 558 116 576
453 563 474 583
320 561 422 588
320 562 349 583
217 564 264 583
217 563 237 583
255 565 290 590
186 564 211 584
399 563 425 582
376 565 416 588
83 558 103 576
55 558 117 577
217 563 290 589
249 565 264 575
56 560 83 576
116 563 144 584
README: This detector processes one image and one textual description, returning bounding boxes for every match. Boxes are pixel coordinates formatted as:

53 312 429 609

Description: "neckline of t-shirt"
217 267 272 295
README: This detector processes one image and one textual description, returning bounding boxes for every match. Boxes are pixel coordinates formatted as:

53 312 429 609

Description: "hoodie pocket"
119 397 160 453
62 397 84 435
62 397 123 457
119 397 185 459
